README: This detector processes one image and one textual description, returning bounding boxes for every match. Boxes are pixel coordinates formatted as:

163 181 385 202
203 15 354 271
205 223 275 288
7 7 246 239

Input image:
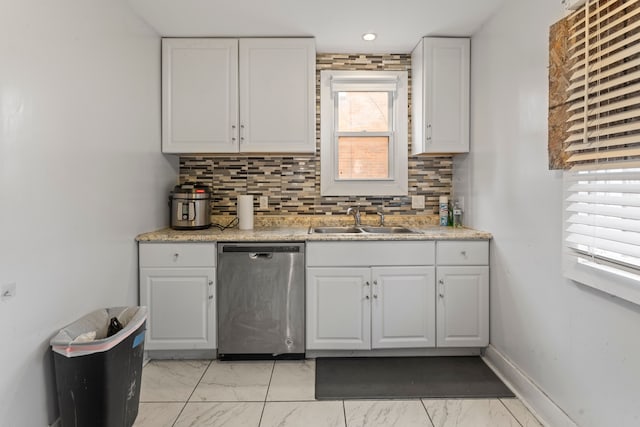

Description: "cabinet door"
162 38 238 153
412 37 470 154
436 266 488 347
306 267 371 350
239 38 315 153
140 267 216 350
371 267 436 349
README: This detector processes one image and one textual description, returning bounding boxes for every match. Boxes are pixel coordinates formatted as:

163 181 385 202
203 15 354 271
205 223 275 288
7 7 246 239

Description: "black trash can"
50 306 147 427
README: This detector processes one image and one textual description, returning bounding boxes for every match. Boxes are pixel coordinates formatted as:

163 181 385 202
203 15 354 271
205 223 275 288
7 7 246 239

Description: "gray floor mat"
315 356 515 399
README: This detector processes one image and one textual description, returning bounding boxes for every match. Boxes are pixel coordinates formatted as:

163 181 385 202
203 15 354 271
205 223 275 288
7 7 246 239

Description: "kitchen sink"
309 226 419 234
309 226 363 234
359 226 416 234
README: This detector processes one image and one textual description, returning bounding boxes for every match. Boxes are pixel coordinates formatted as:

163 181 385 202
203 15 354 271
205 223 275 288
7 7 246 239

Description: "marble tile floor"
134 359 543 427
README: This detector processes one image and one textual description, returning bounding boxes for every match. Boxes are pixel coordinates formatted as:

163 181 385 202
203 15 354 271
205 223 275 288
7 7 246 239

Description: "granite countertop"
136 217 492 243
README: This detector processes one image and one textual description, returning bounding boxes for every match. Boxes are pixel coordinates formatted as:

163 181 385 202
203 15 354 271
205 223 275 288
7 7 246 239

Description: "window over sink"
320 70 408 196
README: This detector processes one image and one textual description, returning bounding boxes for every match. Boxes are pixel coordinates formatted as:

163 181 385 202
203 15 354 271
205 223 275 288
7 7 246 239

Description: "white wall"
456 0 640 426
0 0 177 425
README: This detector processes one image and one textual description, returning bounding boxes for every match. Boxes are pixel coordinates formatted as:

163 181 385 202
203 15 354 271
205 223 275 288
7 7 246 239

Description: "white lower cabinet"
306 266 435 350
371 267 436 348
306 267 371 350
139 243 216 351
306 240 490 351
306 241 436 350
436 241 490 347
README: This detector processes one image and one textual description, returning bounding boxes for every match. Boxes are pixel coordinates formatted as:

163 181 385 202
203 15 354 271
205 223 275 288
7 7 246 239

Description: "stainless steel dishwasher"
217 242 305 360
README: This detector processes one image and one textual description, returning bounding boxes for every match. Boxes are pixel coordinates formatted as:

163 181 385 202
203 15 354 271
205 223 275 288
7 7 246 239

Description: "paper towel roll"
237 195 254 230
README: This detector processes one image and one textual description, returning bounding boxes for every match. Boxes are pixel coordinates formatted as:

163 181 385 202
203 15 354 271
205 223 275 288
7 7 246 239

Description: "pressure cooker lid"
171 184 212 199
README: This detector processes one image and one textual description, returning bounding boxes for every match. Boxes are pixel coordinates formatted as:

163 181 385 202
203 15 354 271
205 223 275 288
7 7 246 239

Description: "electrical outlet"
1 282 16 301
259 196 269 210
411 195 425 209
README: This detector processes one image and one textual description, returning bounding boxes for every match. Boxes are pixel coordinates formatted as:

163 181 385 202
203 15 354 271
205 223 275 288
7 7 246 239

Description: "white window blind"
563 0 640 305
330 76 400 96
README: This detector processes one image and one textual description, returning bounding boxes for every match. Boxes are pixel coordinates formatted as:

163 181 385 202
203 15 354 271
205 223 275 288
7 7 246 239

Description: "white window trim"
320 70 408 196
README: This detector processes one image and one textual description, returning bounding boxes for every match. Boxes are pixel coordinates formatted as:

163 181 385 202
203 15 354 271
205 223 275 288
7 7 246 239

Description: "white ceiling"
126 0 506 53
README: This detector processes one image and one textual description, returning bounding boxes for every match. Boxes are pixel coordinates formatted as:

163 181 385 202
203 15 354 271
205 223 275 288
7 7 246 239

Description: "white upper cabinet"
239 38 316 153
162 38 316 154
162 39 238 153
412 37 470 154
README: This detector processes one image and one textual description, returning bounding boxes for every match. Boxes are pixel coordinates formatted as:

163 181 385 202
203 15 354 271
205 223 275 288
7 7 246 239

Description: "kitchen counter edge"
136 226 492 242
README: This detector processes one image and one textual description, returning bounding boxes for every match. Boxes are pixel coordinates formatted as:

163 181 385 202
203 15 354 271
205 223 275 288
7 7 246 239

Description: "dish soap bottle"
453 202 463 228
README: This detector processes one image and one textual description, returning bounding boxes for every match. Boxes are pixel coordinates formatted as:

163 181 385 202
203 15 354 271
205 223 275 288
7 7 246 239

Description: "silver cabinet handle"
426 124 432 141
208 280 213 286
461 250 467 257
208 295 213 300
373 294 378 299
240 124 245 142
438 279 445 298
173 253 179 261
373 280 378 285
365 295 370 300
365 281 370 286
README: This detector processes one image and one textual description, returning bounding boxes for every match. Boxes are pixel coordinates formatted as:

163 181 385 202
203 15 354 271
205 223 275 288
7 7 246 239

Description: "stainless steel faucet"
346 206 361 226
376 211 385 226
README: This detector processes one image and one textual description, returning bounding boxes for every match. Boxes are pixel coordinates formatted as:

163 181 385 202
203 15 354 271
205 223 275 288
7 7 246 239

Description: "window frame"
320 70 408 196
561 0 640 306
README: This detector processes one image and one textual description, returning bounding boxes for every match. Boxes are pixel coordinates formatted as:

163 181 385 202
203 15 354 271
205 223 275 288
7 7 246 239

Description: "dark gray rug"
315 356 515 400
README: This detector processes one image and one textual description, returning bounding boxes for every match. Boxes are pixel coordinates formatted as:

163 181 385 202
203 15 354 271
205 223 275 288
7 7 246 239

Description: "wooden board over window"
548 17 572 170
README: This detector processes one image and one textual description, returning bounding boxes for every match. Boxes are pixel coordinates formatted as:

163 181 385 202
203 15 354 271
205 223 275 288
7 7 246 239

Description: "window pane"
338 136 389 179
338 92 389 132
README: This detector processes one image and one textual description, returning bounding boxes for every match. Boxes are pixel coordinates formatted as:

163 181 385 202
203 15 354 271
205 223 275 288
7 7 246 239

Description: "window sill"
564 253 640 307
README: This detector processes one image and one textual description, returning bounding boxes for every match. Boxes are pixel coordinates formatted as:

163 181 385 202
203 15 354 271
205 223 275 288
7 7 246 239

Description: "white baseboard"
482 345 577 427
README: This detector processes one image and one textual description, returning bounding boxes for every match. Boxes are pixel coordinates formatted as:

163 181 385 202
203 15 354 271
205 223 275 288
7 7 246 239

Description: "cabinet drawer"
437 241 488 265
139 243 216 268
307 241 435 267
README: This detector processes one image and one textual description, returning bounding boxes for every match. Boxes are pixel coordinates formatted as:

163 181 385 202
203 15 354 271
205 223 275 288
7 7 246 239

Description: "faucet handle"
376 211 385 226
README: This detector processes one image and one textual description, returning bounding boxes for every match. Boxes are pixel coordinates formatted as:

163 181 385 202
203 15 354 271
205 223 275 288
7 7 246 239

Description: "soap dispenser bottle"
453 202 463 228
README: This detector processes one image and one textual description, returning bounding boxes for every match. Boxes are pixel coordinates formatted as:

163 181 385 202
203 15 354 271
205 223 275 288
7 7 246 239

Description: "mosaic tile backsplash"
179 53 453 217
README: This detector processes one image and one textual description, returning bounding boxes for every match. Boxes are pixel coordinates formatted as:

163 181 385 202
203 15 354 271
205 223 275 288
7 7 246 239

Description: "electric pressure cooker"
169 184 212 230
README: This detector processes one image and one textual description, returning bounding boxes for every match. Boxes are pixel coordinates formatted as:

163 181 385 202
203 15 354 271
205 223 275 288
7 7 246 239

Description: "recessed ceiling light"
362 33 377 41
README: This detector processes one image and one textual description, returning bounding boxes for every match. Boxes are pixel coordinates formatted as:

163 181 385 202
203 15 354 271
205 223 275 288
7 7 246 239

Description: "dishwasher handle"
221 245 301 253
249 252 273 260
